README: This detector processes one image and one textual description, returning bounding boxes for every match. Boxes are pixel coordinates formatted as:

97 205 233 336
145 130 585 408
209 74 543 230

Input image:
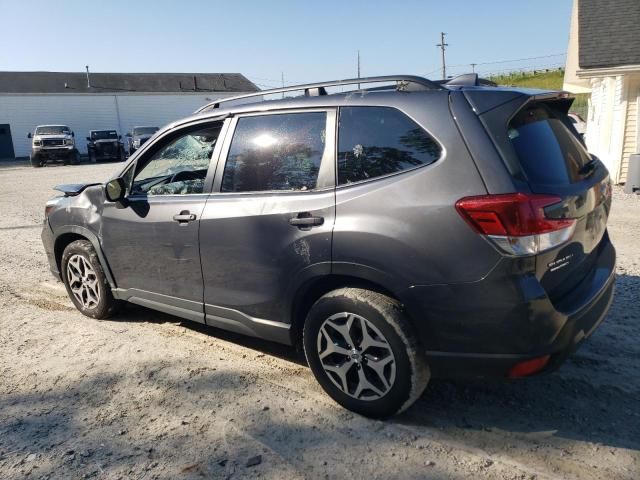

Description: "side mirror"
28 132 32 139
71 131 75 137
118 135 122 140
86 137 91 142
126 132 132 137
105 178 126 203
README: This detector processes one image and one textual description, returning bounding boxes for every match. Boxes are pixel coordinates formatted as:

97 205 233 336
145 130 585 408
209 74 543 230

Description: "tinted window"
91 131 118 140
131 124 221 195
508 104 591 185
221 112 326 192
337 107 441 185
133 127 158 136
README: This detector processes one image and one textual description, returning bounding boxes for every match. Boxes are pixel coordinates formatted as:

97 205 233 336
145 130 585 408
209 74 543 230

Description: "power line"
423 52 566 77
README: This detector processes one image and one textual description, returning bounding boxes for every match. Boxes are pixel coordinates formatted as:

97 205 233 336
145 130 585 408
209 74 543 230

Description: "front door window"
131 125 222 195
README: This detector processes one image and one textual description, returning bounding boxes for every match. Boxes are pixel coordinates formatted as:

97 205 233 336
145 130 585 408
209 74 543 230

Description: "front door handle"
289 212 324 230
173 210 197 223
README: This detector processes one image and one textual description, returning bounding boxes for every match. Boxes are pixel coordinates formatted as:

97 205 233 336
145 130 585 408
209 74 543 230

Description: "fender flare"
54 225 117 289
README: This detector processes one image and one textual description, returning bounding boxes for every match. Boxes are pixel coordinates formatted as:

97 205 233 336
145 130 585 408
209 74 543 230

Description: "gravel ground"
0 161 638 480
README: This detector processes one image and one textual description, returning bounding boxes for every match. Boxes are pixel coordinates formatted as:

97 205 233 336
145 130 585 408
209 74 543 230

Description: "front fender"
53 225 117 288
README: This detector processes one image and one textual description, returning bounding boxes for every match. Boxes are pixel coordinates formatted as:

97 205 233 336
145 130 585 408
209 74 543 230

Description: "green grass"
489 69 565 90
489 69 588 117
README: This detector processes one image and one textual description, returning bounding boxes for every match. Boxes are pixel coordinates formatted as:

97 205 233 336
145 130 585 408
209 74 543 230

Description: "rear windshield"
508 104 591 185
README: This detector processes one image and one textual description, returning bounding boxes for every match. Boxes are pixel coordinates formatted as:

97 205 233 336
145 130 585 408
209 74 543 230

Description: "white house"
563 0 640 184
0 71 259 159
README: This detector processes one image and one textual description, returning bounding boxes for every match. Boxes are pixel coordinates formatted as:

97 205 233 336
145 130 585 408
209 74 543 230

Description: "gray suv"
41 75 615 417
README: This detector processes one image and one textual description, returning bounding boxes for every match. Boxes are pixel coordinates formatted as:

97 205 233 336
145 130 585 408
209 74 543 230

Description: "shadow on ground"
93 274 640 458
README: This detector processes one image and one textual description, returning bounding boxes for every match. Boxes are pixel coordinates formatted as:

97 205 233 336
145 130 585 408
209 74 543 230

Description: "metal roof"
578 0 640 70
0 71 259 94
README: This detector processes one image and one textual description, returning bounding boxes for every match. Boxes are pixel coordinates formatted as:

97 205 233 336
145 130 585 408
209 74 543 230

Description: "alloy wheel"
66 254 100 309
316 312 396 401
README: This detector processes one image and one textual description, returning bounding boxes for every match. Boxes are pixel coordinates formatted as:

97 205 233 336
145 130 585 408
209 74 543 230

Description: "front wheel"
303 288 429 418
30 155 42 168
61 240 120 319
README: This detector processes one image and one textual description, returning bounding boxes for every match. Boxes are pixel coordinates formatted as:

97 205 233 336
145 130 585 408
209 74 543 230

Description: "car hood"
92 139 119 143
133 134 153 141
54 182 102 197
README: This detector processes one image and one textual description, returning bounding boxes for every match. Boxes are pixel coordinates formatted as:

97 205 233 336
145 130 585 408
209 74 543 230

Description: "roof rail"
194 75 442 113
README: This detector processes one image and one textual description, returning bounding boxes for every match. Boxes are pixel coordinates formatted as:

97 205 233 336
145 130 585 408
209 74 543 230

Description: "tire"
89 151 97 163
303 288 429 418
61 240 120 319
70 152 80 165
30 155 42 168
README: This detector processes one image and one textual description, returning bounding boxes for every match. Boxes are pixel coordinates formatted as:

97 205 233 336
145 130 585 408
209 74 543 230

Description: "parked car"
41 75 615 418
86 130 125 163
568 112 586 136
28 125 79 167
126 126 159 155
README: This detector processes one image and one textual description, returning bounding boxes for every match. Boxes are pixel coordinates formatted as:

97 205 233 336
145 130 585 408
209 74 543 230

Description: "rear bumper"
402 236 616 379
425 274 614 378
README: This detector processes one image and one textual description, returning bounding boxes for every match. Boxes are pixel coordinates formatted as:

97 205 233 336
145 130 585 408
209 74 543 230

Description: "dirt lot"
0 161 638 480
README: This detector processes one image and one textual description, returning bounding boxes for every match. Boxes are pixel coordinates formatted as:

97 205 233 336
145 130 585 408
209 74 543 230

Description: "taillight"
455 193 575 256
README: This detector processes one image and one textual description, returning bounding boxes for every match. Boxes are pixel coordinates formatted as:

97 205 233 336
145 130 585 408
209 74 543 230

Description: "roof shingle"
0 71 259 94
578 0 640 70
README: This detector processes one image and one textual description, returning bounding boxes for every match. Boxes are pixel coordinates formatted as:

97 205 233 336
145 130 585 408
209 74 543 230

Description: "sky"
0 0 573 88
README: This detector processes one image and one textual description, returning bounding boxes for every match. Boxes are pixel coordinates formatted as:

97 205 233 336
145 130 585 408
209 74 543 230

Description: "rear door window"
221 112 327 192
508 104 591 185
337 106 441 185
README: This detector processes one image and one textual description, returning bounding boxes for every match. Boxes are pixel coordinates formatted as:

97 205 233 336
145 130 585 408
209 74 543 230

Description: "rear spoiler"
436 73 497 88
463 88 574 116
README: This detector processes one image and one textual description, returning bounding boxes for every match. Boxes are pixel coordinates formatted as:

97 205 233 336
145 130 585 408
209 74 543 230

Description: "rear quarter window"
337 106 441 185
508 104 591 185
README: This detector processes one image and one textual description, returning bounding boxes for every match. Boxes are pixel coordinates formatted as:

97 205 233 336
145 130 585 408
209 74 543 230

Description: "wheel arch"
289 271 403 349
53 226 117 288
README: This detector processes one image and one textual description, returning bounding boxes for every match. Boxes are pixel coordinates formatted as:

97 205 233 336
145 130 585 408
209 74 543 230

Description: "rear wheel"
303 288 429 418
61 240 120 319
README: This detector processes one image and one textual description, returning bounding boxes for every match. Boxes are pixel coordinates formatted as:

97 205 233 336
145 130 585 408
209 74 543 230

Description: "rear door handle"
173 210 197 223
289 213 324 229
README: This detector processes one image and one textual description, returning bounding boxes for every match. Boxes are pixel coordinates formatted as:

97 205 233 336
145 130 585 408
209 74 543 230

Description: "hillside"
488 69 588 116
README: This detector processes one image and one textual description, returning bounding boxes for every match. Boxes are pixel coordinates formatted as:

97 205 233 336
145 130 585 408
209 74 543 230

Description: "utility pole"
436 32 448 79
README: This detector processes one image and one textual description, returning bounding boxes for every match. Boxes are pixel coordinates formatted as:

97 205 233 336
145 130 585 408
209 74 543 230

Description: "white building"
0 71 259 159
563 0 640 184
